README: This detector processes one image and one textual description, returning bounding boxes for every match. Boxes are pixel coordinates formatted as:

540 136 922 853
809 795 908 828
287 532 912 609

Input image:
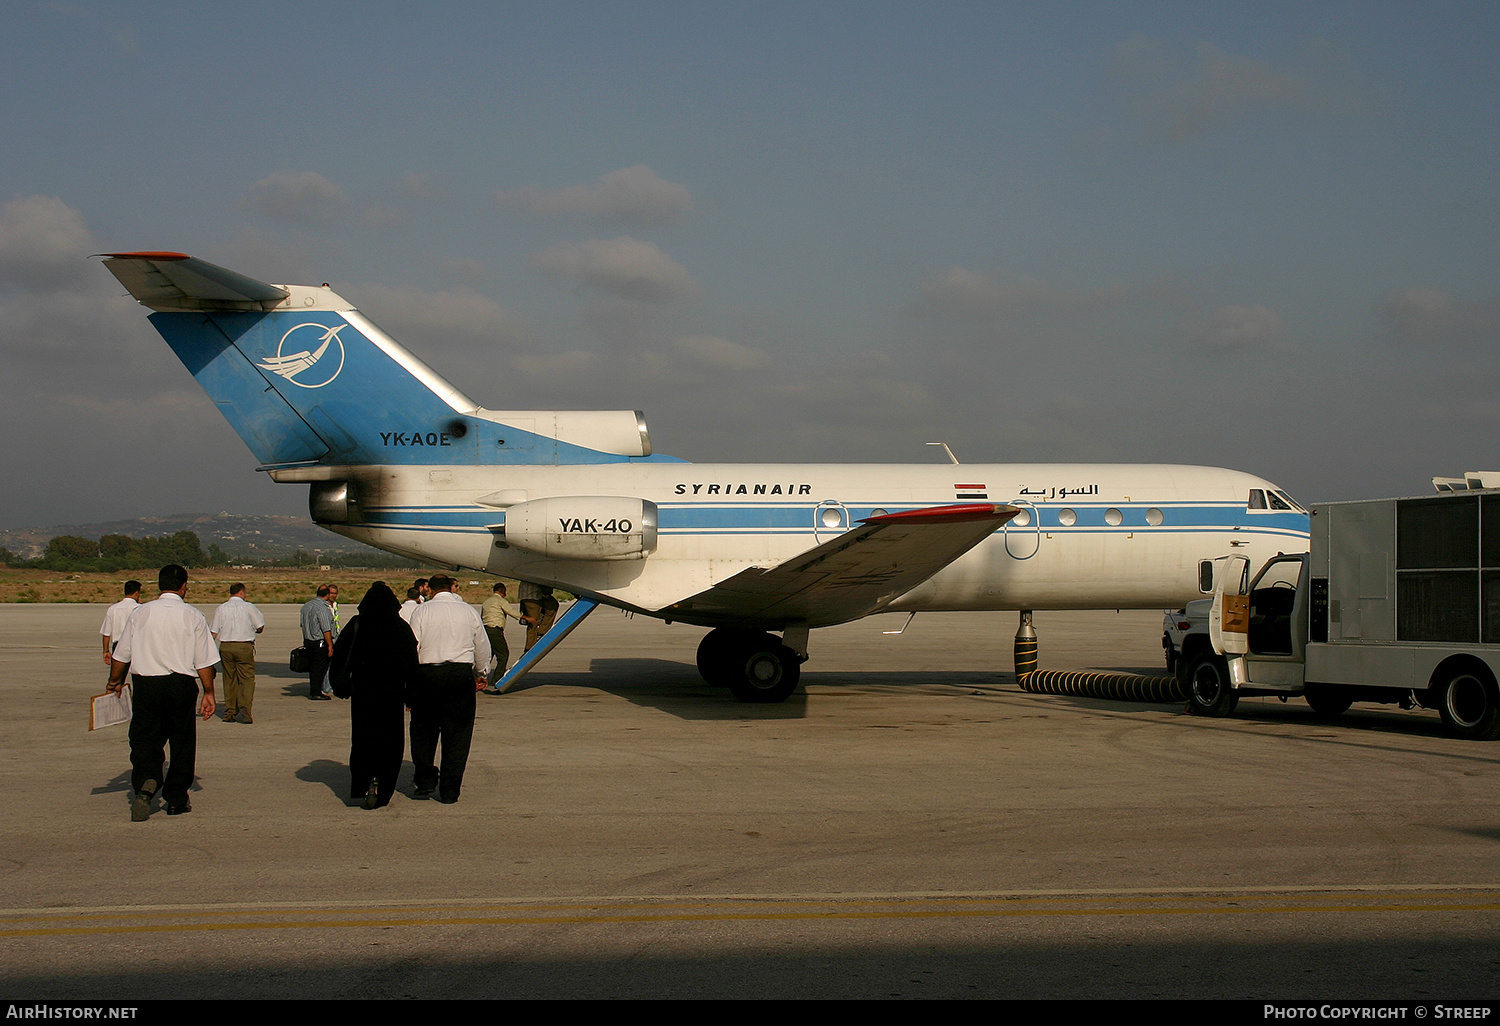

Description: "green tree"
41 535 99 568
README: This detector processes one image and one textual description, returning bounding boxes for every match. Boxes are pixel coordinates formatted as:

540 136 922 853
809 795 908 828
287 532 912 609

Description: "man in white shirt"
107 564 218 821
399 586 421 623
407 574 491 804
210 582 266 724
99 580 142 666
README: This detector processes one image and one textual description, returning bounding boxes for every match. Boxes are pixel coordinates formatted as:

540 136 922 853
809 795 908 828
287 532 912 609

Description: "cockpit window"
1273 490 1306 513
1249 487 1307 513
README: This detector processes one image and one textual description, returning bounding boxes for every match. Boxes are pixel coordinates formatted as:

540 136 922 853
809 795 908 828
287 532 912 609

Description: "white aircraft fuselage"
100 251 1309 700
279 459 1303 628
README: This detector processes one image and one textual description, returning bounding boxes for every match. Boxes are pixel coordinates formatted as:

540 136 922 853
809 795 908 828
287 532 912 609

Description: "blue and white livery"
102 252 1309 702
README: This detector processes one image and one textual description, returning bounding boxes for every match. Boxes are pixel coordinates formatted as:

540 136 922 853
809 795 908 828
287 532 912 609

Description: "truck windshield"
1251 559 1303 590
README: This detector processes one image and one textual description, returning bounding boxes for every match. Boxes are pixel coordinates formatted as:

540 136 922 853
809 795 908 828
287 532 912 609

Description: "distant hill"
0 512 384 562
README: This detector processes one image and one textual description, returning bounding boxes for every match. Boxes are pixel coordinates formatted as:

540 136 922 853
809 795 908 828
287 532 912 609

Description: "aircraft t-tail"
101 251 1310 701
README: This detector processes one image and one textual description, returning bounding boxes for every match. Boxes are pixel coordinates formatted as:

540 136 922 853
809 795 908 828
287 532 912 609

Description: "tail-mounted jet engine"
496 496 658 560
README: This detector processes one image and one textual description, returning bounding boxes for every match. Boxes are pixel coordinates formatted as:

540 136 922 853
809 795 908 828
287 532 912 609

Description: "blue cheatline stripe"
355 501 1308 537
346 521 1311 548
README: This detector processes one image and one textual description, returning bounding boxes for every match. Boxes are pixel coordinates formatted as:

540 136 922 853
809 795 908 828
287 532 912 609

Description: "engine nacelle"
310 480 358 524
500 496 658 561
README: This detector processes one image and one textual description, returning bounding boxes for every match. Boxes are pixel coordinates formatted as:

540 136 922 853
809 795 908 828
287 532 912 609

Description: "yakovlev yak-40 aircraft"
102 252 1310 702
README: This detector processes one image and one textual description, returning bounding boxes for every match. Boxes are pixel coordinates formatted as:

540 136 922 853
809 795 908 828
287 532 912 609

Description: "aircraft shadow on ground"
499 659 1180 722
505 658 1499 743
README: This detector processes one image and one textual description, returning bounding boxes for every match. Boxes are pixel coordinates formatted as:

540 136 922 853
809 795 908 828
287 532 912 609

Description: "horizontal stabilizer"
663 502 1017 628
99 252 290 312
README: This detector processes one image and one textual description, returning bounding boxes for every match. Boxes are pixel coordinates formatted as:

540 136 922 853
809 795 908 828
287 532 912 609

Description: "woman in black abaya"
330 581 418 808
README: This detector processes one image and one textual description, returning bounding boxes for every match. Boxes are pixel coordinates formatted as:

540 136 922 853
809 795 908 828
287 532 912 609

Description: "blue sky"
2 1 1497 527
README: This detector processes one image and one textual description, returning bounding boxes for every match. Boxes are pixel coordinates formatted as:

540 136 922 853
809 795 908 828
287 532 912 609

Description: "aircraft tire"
1184 652 1238 718
1303 682 1353 717
726 639 800 704
1436 665 1500 741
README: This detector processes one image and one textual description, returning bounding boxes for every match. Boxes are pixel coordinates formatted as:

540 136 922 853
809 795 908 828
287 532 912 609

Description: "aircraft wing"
99 251 290 312
660 503 1017 629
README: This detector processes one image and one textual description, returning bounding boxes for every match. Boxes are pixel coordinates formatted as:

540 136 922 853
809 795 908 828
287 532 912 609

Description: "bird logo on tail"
257 323 348 388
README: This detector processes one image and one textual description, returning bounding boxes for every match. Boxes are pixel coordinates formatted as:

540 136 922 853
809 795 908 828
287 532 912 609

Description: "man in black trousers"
406 575 491 804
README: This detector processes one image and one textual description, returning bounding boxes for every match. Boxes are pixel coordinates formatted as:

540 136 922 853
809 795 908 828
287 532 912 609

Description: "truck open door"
1209 554 1251 658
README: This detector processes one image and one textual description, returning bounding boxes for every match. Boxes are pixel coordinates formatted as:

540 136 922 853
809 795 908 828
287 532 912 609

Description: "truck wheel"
1436 667 1500 741
1303 682 1353 717
1185 653 1238 717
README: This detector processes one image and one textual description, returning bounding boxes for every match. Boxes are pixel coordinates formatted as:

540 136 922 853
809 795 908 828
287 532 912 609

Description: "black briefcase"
289 646 310 674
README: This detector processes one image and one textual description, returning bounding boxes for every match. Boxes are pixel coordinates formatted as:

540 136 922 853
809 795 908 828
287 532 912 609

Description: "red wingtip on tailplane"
98 252 289 312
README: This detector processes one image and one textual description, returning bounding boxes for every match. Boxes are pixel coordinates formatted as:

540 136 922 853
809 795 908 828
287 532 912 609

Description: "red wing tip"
860 503 1016 526
98 251 191 261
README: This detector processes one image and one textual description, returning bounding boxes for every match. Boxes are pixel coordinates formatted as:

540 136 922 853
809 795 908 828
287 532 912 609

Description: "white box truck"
1183 491 1500 740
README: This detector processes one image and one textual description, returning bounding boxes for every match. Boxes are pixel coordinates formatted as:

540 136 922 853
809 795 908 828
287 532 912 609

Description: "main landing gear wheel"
1184 652 1238 717
696 629 801 703
696 628 763 687
1436 666 1500 741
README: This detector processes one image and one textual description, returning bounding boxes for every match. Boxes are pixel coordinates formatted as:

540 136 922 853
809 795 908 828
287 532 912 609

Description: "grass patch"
0 568 520 604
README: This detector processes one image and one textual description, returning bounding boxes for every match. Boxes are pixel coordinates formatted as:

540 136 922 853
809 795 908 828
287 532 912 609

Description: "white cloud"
511 349 602 383
245 172 345 225
0 195 96 289
672 334 772 372
1197 303 1284 353
391 172 444 201
1110 35 1384 141
915 266 1138 329
1379 287 1500 350
350 283 526 347
531 236 701 303
499 165 693 228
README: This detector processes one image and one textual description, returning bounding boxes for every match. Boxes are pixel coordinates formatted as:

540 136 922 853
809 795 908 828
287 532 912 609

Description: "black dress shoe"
131 780 157 822
166 802 191 816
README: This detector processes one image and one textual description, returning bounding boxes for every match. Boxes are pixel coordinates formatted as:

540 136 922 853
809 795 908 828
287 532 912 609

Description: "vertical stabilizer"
101 253 666 468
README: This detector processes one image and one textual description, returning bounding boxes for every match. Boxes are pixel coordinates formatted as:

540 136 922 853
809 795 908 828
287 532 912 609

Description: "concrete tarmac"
3 601 1499 1000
